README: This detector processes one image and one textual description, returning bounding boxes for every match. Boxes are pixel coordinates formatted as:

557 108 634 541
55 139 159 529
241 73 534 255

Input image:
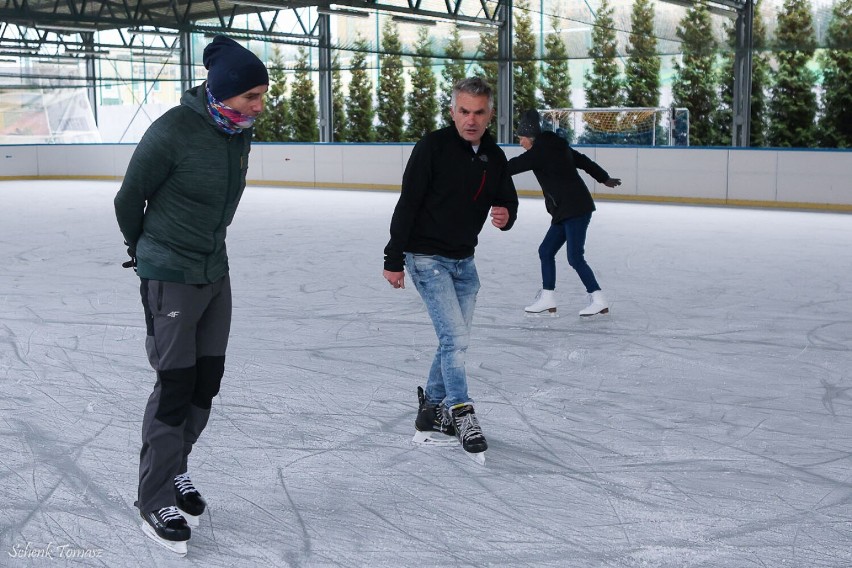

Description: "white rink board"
313 144 345 185
0 145 38 176
594 146 638 197
1 142 851 209
777 150 852 205
636 147 729 200
503 145 539 190
112 145 136 178
339 144 405 186
727 149 778 202
35 145 94 177
254 143 315 183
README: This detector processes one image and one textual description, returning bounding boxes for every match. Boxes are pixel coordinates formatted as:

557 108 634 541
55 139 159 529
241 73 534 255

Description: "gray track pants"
136 274 231 513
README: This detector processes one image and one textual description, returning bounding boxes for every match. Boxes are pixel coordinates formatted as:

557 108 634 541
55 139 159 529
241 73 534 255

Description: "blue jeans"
539 213 601 293
405 253 480 409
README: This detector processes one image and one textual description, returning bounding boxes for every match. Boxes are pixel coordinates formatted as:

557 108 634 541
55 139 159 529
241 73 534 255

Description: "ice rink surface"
0 180 850 567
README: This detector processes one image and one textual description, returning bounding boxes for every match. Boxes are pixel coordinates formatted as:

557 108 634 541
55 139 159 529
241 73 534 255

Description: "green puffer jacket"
114 82 252 284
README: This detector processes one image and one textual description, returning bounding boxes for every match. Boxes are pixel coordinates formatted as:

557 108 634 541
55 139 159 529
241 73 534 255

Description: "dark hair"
451 77 494 111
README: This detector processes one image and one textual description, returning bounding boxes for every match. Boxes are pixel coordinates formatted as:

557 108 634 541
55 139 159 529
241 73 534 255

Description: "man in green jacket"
114 35 268 556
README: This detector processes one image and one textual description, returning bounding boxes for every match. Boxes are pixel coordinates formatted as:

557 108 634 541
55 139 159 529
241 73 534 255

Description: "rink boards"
1 142 850 211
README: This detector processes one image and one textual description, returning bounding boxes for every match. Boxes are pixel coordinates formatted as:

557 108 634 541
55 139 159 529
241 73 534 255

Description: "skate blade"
579 308 610 318
141 522 188 556
525 309 558 317
177 507 200 528
412 430 459 447
465 450 486 466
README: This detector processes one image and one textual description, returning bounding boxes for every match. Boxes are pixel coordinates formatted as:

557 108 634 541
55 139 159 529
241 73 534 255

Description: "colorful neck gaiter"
206 85 257 134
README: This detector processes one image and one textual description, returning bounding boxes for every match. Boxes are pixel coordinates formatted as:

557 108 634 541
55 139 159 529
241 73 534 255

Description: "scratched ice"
0 180 850 567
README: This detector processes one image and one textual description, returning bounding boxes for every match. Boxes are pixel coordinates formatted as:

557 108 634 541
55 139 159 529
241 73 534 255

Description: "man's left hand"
490 206 509 228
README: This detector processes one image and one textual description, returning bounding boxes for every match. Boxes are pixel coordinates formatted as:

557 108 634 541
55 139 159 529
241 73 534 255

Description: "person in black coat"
507 109 621 317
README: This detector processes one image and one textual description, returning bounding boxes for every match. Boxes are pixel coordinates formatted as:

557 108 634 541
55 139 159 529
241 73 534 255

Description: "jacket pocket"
545 192 559 209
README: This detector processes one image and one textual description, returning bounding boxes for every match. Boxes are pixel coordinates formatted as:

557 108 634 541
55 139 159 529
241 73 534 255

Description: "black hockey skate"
174 473 206 527
447 403 488 457
140 506 190 556
412 386 458 446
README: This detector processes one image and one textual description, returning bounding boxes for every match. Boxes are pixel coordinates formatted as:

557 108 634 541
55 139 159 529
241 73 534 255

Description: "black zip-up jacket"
383 126 519 272
506 131 610 224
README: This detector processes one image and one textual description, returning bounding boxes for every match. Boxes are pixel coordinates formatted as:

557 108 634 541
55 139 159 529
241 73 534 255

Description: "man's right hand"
383 270 405 289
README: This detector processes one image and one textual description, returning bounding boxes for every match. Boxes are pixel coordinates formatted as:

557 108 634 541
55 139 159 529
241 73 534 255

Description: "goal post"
538 107 690 147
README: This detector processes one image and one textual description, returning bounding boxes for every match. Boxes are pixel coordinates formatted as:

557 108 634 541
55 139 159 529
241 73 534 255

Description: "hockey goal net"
539 107 689 146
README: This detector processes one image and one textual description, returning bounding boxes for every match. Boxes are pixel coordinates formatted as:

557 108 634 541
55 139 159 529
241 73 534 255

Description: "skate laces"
174 473 198 496
453 407 483 441
439 408 454 431
158 506 185 523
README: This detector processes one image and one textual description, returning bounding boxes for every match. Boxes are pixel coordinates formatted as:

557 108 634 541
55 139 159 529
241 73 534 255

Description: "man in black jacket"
383 77 518 458
507 109 621 317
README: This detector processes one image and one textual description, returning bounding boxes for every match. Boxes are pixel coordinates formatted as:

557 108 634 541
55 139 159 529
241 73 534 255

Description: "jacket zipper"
473 170 486 201
206 134 237 282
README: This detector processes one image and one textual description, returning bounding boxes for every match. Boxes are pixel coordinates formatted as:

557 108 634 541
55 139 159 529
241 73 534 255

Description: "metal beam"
2 1 504 37
305 1 501 26
497 0 512 144
732 0 753 147
81 33 99 125
179 29 193 93
657 0 744 18
317 13 332 142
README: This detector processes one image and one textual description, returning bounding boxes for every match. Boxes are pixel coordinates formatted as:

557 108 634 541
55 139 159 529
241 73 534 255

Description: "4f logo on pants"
166 311 180 318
